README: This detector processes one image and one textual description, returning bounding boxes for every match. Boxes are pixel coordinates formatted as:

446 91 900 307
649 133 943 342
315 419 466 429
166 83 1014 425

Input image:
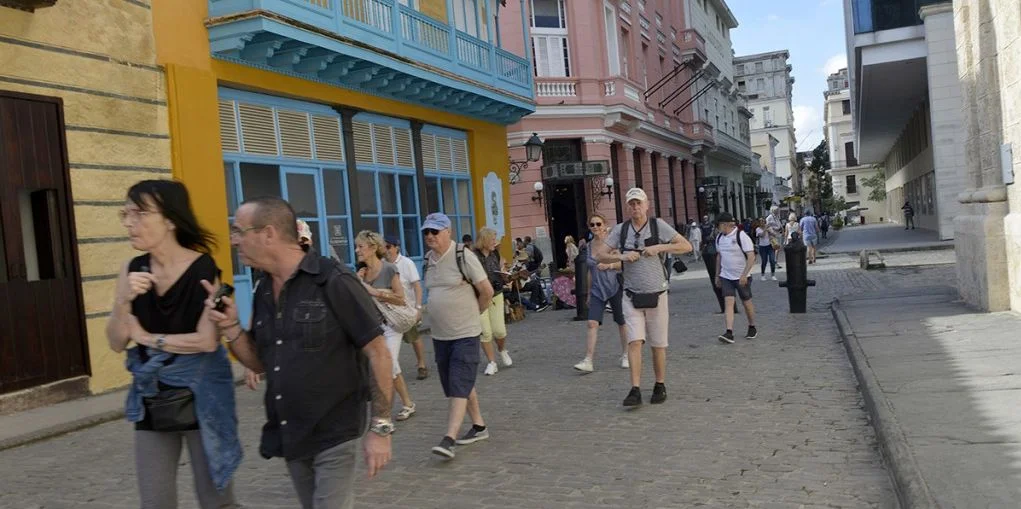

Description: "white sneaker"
760 275 768 281
771 275 778 281
573 358 594 373
499 349 513 367
484 362 498 376
620 354 630 369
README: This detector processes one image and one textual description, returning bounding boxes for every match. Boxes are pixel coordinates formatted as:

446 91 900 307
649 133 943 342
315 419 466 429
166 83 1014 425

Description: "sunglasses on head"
422 228 440 236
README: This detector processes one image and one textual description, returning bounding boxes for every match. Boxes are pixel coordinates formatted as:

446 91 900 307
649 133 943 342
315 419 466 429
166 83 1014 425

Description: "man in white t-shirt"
714 212 758 343
384 235 428 380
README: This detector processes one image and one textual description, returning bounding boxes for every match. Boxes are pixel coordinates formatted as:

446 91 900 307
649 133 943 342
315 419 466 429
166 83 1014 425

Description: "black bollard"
573 250 589 321
779 232 816 313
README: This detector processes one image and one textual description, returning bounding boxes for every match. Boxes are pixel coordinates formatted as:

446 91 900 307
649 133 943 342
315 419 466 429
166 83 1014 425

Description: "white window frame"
530 0 569 77
604 2 620 76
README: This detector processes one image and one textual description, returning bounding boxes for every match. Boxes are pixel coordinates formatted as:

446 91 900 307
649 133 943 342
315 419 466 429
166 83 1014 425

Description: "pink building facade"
500 0 723 269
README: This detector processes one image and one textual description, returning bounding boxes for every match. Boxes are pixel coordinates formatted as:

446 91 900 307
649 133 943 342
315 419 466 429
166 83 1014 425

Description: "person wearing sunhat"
383 234 429 380
420 212 495 459
595 188 692 407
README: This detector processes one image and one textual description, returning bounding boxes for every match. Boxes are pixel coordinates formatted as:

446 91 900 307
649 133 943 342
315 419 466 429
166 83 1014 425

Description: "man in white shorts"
595 188 692 407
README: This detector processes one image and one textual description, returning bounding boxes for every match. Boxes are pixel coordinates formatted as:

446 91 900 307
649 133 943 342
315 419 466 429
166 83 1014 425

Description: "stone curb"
830 298 937 509
822 243 955 255
0 409 124 452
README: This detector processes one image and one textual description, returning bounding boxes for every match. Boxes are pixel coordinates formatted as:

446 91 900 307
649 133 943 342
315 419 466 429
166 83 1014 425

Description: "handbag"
143 386 197 432
672 258 688 273
626 289 664 309
374 299 418 334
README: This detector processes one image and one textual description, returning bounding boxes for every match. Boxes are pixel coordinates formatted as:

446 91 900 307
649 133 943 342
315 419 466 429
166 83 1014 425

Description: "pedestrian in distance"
462 233 474 250
207 196 395 509
595 188 693 407
355 230 417 423
820 213 830 240
799 213 820 264
902 201 915 230
765 206 785 269
688 219 702 262
754 218 777 281
564 235 580 269
474 227 514 376
714 213 759 344
383 235 429 380
573 214 629 373
420 213 495 460
105 179 242 509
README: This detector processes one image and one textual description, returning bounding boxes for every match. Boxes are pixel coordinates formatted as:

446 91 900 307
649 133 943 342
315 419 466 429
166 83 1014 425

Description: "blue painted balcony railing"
207 0 535 123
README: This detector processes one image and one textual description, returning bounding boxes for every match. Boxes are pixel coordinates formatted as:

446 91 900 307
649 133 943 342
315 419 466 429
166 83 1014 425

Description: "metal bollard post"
573 250 589 321
778 232 816 313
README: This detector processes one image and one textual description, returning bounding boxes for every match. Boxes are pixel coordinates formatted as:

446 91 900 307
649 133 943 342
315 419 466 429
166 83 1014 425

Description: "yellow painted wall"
1 0 170 393
420 0 449 22
153 0 513 261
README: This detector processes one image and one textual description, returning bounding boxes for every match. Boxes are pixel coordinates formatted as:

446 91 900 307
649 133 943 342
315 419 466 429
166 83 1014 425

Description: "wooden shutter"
352 120 374 164
394 127 414 167
312 115 344 161
451 139 469 173
436 136 453 172
238 103 279 156
218 99 240 152
372 124 395 165
277 109 312 159
421 133 437 170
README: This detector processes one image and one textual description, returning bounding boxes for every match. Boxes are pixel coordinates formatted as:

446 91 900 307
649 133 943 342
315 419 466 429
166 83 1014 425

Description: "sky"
726 0 848 152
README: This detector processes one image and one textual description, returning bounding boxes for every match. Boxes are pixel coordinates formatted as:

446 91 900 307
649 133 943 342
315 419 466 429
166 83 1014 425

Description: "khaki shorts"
479 292 507 343
621 292 670 348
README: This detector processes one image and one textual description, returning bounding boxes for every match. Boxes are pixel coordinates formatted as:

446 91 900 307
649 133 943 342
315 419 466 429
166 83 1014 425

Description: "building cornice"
919 2 953 19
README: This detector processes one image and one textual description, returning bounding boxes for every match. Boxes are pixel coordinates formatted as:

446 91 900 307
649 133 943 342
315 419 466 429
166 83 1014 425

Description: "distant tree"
861 169 887 203
823 195 851 213
806 139 832 212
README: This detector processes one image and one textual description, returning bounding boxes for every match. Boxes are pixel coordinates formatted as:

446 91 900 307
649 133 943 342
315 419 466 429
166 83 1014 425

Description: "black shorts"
720 278 753 301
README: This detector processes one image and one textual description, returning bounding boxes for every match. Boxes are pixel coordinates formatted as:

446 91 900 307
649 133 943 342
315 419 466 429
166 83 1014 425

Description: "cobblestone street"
0 263 910 509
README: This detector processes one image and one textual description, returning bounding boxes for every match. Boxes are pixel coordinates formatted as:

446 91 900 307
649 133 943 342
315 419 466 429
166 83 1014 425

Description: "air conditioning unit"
560 162 584 178
541 165 558 180
583 160 610 176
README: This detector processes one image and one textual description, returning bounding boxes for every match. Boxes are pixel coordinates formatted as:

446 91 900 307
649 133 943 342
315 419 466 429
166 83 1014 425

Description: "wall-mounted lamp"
508 133 545 184
600 176 614 197
531 181 544 205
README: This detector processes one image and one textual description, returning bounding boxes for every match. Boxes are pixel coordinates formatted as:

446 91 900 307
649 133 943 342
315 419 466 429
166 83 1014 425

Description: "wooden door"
0 91 89 394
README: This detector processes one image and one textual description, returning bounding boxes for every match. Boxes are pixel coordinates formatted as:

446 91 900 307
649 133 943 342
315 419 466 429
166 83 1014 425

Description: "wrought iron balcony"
207 0 535 124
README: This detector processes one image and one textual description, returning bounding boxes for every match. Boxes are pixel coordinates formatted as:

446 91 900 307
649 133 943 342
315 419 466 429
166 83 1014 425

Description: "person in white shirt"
753 219 777 281
714 213 758 343
687 220 702 262
383 235 429 381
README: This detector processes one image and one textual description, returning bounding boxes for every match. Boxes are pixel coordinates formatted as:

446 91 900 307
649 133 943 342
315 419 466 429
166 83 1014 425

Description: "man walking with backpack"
714 213 758 343
595 188 692 407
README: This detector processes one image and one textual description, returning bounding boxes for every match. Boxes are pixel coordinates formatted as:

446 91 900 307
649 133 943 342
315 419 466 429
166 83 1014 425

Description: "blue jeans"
759 245 776 275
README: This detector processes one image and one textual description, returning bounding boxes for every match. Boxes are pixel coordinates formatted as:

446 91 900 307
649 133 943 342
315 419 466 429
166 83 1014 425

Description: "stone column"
921 3 967 241
682 158 698 222
618 143 639 196
638 149 653 196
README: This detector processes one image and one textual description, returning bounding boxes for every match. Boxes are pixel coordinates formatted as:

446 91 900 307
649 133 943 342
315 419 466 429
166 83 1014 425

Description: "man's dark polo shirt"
251 253 383 461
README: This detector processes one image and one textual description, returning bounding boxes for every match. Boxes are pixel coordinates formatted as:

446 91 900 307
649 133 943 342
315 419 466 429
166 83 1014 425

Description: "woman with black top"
105 180 241 509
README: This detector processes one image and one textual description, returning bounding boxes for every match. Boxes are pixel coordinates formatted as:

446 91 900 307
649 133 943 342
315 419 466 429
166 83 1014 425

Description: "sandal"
395 403 416 421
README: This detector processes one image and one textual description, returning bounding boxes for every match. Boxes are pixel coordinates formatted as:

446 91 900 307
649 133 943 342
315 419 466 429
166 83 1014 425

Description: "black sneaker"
718 330 735 344
622 386 643 407
745 326 758 339
456 426 490 445
431 436 456 459
650 383 667 404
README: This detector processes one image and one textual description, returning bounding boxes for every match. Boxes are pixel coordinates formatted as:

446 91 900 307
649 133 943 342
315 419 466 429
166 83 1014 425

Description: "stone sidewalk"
832 281 1021 509
821 224 952 254
0 275 896 509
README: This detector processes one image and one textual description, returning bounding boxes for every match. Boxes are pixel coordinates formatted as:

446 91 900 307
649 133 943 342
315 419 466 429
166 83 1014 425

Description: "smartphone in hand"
212 283 235 312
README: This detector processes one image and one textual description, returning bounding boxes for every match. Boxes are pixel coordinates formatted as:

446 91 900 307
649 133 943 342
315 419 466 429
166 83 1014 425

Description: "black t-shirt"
474 248 505 292
129 253 218 431
251 252 384 461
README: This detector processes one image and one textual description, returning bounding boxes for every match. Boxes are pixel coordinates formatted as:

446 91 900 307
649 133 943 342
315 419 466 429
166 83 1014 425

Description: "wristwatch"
368 418 395 437
155 335 167 350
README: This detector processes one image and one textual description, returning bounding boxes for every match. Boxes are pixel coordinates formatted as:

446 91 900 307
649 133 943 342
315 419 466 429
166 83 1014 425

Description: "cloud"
793 105 823 151
822 53 847 77
766 14 781 22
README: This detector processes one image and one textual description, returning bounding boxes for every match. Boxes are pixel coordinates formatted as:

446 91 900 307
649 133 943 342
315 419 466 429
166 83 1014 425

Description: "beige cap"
625 187 648 203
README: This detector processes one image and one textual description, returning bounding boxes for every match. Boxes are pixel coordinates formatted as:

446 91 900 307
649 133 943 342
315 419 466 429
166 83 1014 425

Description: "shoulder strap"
455 244 470 285
650 216 660 244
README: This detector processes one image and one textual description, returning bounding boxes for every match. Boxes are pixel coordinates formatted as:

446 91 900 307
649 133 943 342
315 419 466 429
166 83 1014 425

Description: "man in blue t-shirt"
799 213 820 264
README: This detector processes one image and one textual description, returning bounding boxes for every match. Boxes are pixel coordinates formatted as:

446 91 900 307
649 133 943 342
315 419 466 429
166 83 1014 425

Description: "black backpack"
619 217 673 279
531 244 544 267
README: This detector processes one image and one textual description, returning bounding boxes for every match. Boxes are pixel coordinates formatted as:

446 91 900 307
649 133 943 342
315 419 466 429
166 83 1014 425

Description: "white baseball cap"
625 187 648 203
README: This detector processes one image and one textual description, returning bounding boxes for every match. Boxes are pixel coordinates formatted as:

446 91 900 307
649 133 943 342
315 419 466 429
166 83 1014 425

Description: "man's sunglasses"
422 228 440 236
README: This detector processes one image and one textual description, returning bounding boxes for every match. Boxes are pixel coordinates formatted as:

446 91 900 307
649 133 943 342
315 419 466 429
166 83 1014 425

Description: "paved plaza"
0 265 903 509
820 224 951 254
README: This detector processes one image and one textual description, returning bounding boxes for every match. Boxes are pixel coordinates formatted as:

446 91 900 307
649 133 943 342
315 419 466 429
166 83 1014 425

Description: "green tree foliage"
860 170 887 203
806 139 833 212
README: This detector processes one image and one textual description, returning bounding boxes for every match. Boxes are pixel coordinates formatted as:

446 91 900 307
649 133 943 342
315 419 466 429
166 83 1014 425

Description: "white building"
824 68 885 224
735 50 797 182
843 0 966 240
685 0 756 220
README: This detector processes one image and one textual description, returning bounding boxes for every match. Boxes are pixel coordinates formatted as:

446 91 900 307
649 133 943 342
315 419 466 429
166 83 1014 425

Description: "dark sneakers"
650 383 667 404
456 425 489 445
431 436 456 459
623 386 642 407
718 330 735 344
745 326 758 339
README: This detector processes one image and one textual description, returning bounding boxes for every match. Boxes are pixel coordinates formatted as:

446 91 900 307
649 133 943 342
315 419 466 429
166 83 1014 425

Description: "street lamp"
600 177 614 197
509 133 544 184
531 181 544 205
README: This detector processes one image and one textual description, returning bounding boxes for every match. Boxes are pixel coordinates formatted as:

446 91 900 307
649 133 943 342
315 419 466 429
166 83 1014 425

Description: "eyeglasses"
422 229 440 236
229 225 265 237
589 222 603 227
118 209 153 223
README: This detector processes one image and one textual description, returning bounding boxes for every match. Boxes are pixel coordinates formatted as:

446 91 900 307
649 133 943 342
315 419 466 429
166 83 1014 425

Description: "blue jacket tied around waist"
125 345 242 491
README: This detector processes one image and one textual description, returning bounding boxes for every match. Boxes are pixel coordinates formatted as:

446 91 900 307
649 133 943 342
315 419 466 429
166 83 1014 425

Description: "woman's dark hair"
127 180 216 254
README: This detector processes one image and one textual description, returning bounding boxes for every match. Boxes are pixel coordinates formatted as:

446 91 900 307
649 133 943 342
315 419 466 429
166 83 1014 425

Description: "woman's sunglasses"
589 222 603 227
